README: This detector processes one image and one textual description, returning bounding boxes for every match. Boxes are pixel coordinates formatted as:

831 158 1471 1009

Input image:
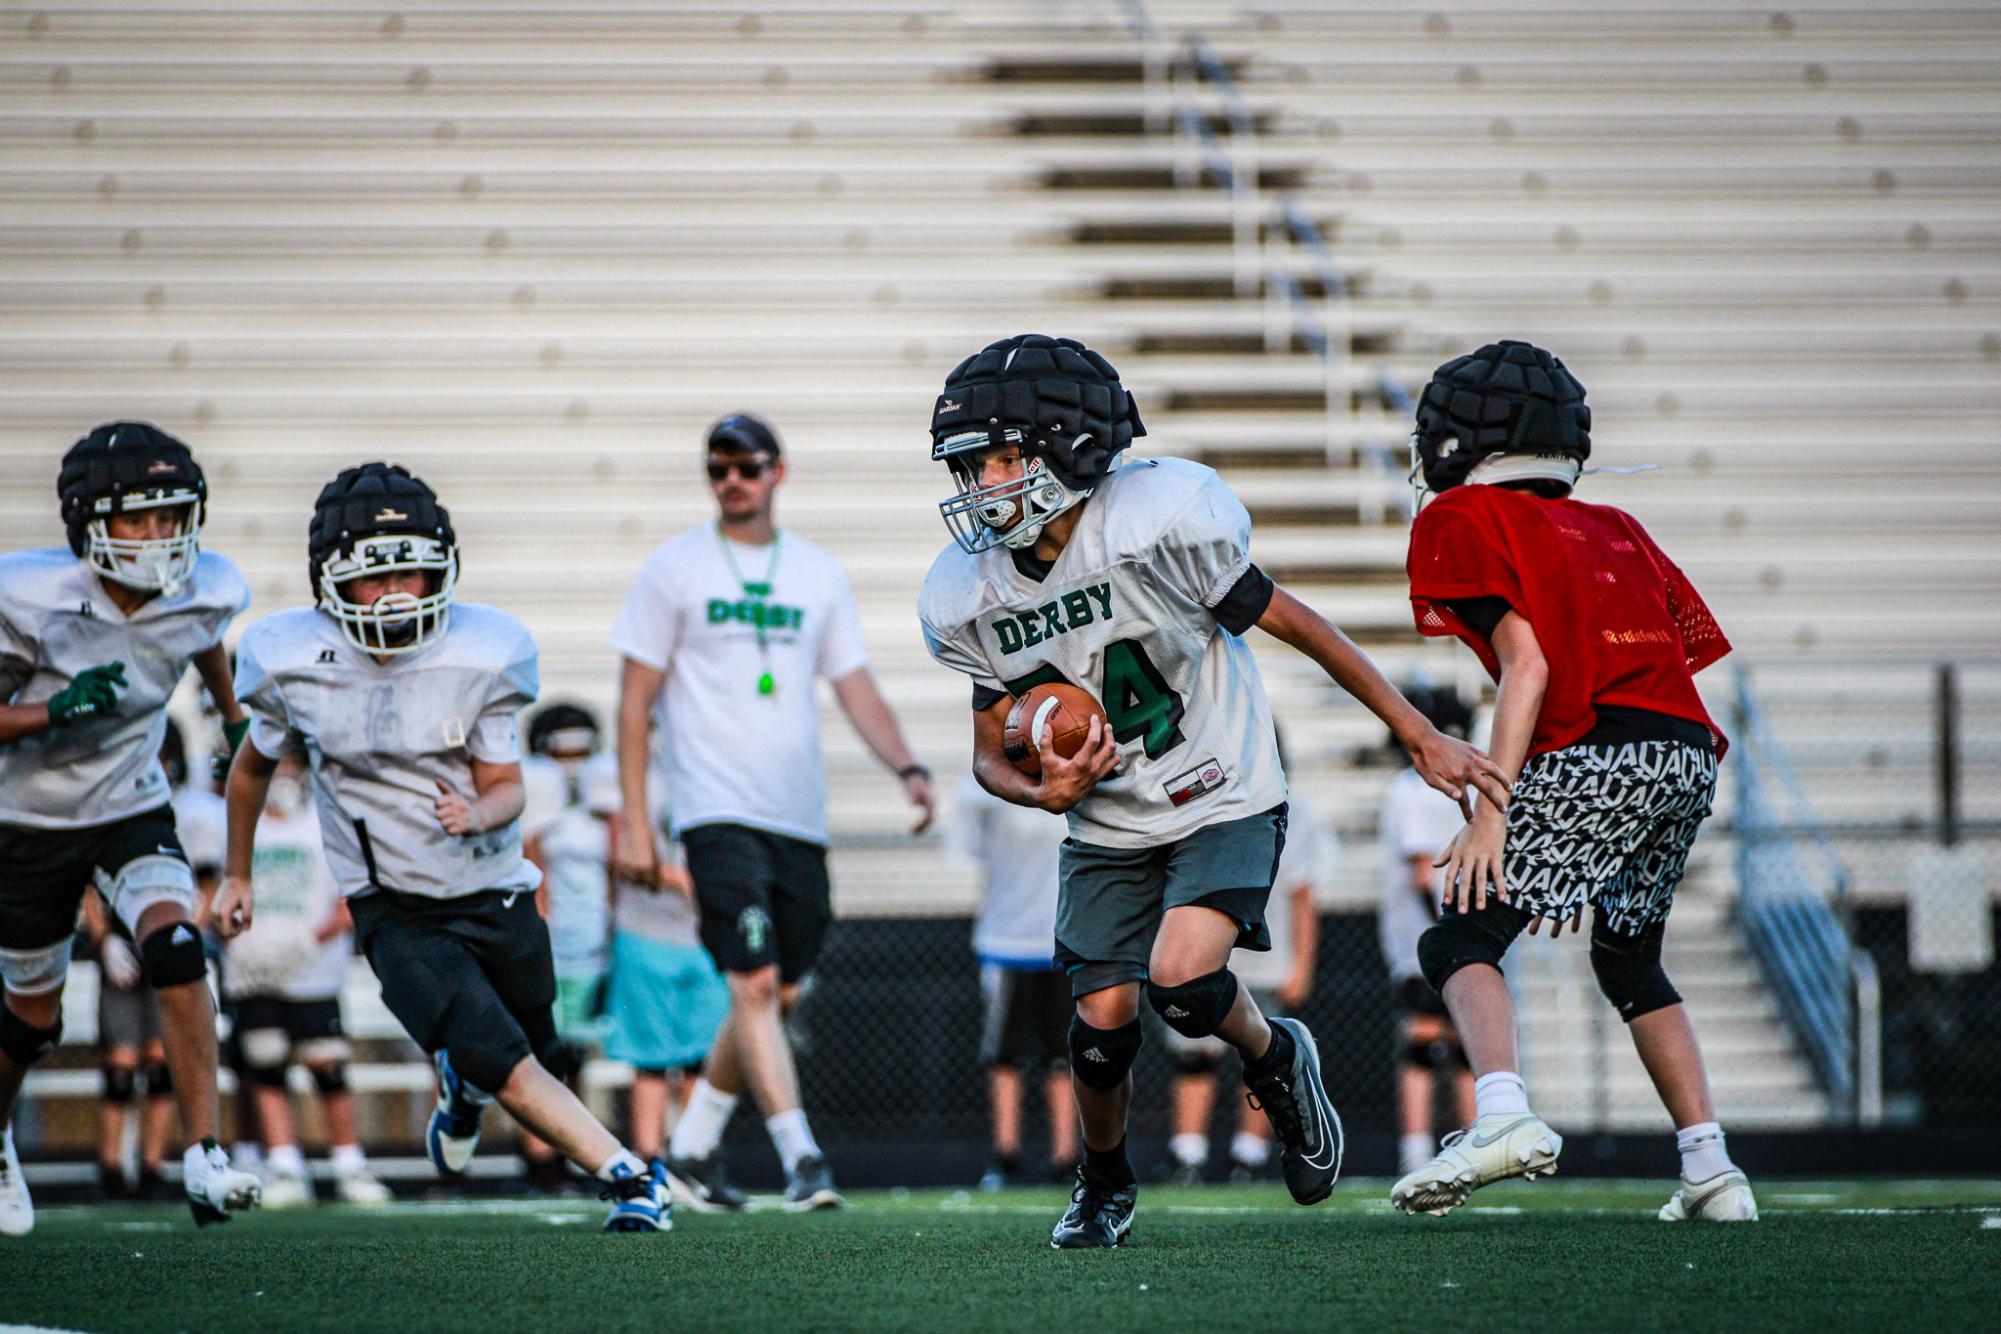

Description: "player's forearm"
971 745 1044 809
466 777 525 832
192 642 244 724
1483 613 1548 807
1257 587 1430 747
224 744 280 879
0 701 53 744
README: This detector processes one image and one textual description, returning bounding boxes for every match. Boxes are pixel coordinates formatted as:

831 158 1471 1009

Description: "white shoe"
335 1169 394 1207
1390 1112 1563 1217
185 1139 262 1226
261 1170 315 1210
0 1125 32 1237
1660 1169 1758 1221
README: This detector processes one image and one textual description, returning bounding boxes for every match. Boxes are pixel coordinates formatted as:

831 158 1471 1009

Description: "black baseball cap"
706 413 782 458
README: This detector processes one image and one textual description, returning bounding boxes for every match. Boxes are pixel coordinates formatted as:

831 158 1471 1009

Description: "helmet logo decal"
374 507 408 522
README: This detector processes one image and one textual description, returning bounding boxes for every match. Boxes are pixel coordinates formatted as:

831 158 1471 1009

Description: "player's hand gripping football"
211 873 255 940
1407 726 1511 820
1031 713 1119 814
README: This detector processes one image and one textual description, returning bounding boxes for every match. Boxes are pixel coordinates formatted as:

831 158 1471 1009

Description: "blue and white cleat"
602 1159 673 1234
426 1050 490 1177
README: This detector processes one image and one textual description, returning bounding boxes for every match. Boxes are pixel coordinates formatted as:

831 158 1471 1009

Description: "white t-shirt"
226 803 348 1002
172 784 227 880
1377 768 1467 983
945 773 1067 968
521 753 612 974
610 526 868 846
1235 794 1337 990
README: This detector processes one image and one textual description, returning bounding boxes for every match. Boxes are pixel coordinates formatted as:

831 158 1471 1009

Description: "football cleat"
184 1138 262 1226
0 1125 33 1236
663 1153 748 1213
1660 1169 1759 1222
260 1169 315 1210
426 1049 490 1177
336 1168 394 1207
1391 1112 1563 1217
784 1154 843 1212
1050 1169 1137 1249
1243 1018 1344 1206
601 1159 672 1234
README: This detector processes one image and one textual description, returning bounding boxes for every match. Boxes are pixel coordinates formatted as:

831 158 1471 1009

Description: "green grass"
7 1179 1999 1332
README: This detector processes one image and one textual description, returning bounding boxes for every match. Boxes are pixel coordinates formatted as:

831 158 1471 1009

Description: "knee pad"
138 922 207 989
308 1063 349 1096
0 1007 61 1066
141 1059 173 1096
247 1059 290 1090
108 855 198 936
1145 968 1239 1040
1068 1015 1142 1091
1589 922 1681 1023
1403 1037 1438 1071
1416 902 1530 994
0 937 72 996
102 1065 137 1103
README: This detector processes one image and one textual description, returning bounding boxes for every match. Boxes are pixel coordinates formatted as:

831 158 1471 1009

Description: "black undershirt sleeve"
1443 595 1513 638
971 682 1008 712
1213 563 1276 636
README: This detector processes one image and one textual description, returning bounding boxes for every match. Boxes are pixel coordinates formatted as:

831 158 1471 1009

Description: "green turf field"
7 1179 1998 1332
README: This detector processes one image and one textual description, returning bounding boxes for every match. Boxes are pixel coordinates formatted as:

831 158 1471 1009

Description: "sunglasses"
706 457 770 483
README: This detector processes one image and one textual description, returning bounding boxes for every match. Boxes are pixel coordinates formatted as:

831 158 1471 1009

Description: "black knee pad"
1403 1037 1438 1071
0 1008 60 1066
1436 1037 1468 1072
141 1059 173 1095
139 922 207 989
1589 921 1682 1023
1145 968 1239 1040
309 1063 349 1096
1416 901 1531 994
247 1059 289 1090
102 1065 137 1103
1068 1016 1142 1091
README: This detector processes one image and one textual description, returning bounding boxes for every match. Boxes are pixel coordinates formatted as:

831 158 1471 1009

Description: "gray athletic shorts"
1054 803 1287 998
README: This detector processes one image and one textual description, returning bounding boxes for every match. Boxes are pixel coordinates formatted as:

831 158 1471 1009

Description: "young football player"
1376 687 1478 1177
0 422 262 1234
215 462 669 1233
612 413 934 1213
1391 340 1755 1222
917 335 1508 1247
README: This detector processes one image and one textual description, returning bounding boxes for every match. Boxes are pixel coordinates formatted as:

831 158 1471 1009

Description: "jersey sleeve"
0 600 33 703
815 563 870 682
1407 490 1525 654
232 626 305 760
470 625 538 764
608 549 680 672
920 615 1004 702
1623 516 1731 675
1153 476 1271 631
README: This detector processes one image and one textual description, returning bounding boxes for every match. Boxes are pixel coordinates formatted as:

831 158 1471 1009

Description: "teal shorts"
603 931 731 1073
1054 803 1288 998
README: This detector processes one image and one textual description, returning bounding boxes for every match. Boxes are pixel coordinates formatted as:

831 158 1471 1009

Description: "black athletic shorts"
0 806 186 949
978 965 1071 1070
347 886 557 1091
681 823 832 982
1397 975 1450 1019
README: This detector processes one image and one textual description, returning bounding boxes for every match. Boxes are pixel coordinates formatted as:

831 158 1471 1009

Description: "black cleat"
1244 1017 1343 1206
1050 1169 1137 1249
784 1154 843 1212
662 1153 748 1213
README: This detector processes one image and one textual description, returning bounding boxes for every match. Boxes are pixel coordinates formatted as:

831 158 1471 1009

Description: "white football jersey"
234 603 541 902
919 457 1286 849
0 548 248 829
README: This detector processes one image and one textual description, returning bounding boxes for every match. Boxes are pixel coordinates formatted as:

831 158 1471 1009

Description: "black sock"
1082 1138 1136 1189
1244 1022 1295 1083
992 1152 1018 1176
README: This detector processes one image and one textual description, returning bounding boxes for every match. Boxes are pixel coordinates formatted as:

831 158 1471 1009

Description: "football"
1002 681 1107 778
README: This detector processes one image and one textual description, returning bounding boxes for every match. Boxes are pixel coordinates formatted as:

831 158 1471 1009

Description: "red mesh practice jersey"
1406 484 1731 757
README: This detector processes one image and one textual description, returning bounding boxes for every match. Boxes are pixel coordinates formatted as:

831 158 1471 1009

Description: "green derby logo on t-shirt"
708 596 804 634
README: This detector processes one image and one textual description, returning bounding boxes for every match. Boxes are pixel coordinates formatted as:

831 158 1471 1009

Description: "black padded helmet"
307 462 458 655
527 702 601 757
58 421 207 592
1411 340 1590 496
929 333 1145 490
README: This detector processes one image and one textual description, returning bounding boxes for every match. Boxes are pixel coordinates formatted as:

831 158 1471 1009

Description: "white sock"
1676 1121 1733 1182
266 1143 307 1178
1473 1071 1530 1120
765 1108 822 1173
331 1143 367 1176
1230 1130 1269 1168
594 1148 647 1184
232 1141 263 1173
667 1079 738 1161
1169 1133 1208 1168
1400 1132 1435 1170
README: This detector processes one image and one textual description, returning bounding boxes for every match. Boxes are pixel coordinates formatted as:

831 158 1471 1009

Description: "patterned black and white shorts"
1503 739 1718 936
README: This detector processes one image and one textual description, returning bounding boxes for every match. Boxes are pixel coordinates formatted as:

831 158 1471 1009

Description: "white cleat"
335 1169 394 1207
1660 1169 1759 1222
260 1170 315 1210
0 1125 33 1237
1390 1112 1563 1217
185 1138 263 1227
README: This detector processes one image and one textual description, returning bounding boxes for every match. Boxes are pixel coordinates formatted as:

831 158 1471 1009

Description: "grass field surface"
7 1179 1998 1332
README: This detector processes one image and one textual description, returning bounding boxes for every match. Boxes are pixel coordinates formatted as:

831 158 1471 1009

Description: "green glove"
213 716 252 783
47 661 126 726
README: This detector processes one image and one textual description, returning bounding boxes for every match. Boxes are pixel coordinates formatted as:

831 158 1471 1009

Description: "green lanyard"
716 526 782 697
